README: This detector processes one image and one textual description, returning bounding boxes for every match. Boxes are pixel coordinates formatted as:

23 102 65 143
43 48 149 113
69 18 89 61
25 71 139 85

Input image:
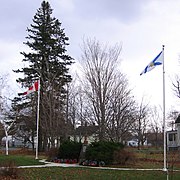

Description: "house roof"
166 130 177 133
75 125 98 136
175 115 180 124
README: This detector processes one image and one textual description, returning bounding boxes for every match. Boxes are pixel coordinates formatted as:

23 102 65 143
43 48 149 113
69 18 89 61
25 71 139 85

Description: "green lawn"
0 155 44 166
0 149 180 179
18 167 180 180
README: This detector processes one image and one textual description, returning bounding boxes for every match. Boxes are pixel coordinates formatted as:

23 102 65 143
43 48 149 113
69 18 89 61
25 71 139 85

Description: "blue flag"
140 51 163 76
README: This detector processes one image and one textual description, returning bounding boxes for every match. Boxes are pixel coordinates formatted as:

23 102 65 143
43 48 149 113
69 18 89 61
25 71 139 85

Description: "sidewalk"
18 159 180 172
18 159 80 168
18 159 170 172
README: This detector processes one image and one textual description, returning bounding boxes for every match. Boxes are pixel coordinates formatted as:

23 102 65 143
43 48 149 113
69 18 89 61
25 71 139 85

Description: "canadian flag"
18 81 39 96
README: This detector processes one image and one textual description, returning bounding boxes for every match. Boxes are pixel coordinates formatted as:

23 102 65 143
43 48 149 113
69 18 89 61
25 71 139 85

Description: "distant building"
167 115 180 150
1 135 35 148
1 121 36 149
70 124 99 144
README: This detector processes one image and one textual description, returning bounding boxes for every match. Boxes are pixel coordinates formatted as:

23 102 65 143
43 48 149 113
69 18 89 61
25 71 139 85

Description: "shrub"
113 149 137 165
85 141 124 165
58 141 82 160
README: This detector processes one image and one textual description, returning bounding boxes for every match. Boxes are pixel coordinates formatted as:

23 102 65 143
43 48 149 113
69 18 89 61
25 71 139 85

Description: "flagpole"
162 45 167 172
35 78 40 160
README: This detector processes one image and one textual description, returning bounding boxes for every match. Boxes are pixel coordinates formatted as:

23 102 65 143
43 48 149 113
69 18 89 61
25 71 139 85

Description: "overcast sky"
1 0 180 116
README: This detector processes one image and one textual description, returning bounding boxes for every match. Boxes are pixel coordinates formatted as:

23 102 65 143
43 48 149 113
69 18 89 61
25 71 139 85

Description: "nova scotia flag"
140 51 163 75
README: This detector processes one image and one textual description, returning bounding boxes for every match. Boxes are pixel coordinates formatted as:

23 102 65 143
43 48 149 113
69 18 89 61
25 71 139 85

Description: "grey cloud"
74 0 150 23
0 0 149 42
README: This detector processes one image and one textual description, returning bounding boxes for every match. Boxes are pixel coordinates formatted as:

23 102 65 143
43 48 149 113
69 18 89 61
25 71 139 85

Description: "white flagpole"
162 45 167 172
35 78 40 160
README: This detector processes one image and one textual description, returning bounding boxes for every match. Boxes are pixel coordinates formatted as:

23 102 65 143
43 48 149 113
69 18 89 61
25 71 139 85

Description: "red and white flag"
18 81 39 96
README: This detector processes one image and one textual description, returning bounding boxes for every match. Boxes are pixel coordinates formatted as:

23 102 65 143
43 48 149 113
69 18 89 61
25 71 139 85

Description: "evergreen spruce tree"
13 1 74 150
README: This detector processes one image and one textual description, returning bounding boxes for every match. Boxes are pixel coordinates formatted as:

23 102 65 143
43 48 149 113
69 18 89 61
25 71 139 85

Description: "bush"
58 141 82 161
0 160 19 179
85 141 124 165
113 149 137 165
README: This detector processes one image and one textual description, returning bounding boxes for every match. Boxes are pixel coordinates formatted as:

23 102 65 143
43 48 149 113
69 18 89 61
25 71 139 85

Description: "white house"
167 115 180 150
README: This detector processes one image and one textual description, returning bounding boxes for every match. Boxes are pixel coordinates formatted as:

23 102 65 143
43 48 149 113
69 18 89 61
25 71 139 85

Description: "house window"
169 133 176 141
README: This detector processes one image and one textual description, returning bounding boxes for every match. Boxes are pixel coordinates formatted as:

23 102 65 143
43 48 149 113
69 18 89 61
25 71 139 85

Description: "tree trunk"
5 131 9 156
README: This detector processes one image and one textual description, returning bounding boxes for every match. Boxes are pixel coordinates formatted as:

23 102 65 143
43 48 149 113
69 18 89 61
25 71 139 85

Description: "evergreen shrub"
85 141 124 165
58 141 82 160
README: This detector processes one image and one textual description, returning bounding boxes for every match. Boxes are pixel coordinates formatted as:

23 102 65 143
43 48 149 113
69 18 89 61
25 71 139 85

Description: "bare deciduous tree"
0 74 15 155
167 110 179 130
135 98 150 149
106 75 137 142
148 105 162 148
173 75 180 98
79 38 136 142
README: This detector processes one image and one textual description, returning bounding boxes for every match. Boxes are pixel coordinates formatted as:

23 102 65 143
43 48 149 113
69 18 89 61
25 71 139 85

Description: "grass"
18 167 180 180
124 147 180 169
0 155 44 166
0 147 180 179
